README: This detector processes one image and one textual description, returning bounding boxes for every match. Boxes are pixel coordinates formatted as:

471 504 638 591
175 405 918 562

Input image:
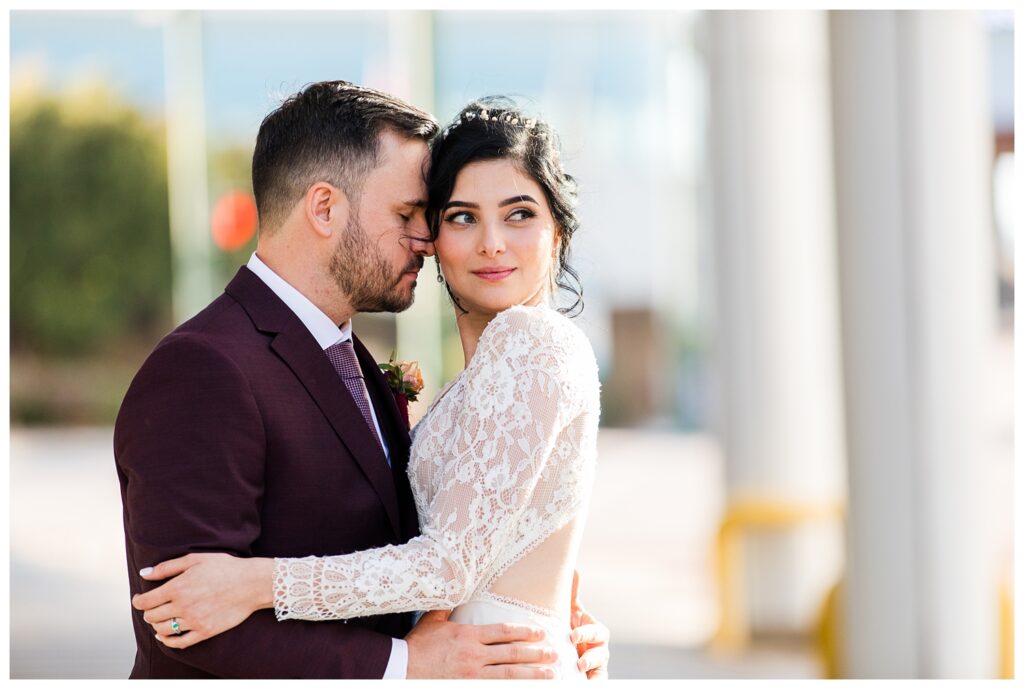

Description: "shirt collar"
247 252 351 350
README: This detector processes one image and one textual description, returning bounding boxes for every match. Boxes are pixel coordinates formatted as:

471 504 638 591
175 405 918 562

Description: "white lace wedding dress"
273 305 600 679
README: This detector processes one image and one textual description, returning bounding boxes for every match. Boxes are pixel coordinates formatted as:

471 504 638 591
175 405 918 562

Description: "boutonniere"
379 353 424 428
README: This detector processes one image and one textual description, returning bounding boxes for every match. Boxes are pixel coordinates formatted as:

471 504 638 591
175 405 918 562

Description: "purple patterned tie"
325 339 385 457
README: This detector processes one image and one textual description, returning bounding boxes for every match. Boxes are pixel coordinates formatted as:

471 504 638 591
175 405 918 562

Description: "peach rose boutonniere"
379 353 424 428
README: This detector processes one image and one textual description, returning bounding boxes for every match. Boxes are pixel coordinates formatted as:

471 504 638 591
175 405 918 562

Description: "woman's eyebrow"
499 195 538 207
443 200 479 210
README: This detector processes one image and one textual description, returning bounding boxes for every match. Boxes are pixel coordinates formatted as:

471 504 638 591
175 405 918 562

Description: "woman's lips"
471 268 516 282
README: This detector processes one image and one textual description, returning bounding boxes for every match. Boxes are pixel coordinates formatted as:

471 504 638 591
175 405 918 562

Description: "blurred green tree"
11 83 172 357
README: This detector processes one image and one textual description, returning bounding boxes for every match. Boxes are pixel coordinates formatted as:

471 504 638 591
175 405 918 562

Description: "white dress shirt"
246 253 407 679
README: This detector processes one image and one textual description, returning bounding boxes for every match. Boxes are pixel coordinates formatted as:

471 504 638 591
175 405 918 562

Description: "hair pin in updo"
441 109 543 140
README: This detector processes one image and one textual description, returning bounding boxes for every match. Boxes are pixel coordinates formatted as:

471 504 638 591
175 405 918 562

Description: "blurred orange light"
211 191 257 251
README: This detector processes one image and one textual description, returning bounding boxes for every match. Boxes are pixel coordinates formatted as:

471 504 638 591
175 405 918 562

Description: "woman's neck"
454 291 550 368
455 311 493 368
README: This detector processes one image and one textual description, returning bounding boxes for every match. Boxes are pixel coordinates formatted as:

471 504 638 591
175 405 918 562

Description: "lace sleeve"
273 307 588 621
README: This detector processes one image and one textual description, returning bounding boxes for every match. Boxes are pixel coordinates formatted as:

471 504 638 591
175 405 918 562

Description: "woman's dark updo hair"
426 97 583 317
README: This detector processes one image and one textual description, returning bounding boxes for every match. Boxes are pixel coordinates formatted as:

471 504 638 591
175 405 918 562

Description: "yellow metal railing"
713 498 1014 680
1001 573 1014 679
712 498 846 654
815 578 844 678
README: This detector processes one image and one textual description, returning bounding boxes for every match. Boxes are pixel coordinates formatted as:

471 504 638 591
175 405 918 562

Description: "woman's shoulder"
484 304 589 349
479 304 597 373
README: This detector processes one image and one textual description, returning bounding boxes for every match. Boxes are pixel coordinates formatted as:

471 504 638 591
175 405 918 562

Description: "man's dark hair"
252 80 438 233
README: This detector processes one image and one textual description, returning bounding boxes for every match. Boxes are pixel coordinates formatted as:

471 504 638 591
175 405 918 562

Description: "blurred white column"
163 10 214 324
830 11 999 678
387 11 445 418
705 11 847 636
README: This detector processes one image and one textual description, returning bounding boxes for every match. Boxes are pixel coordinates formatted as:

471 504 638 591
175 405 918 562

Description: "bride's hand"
131 553 275 649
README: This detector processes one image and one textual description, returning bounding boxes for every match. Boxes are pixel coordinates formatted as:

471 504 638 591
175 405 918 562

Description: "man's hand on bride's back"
406 609 558 679
570 570 610 679
131 552 275 649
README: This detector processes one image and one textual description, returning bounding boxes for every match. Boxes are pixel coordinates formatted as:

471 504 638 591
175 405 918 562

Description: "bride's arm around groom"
115 324 395 678
113 273 553 679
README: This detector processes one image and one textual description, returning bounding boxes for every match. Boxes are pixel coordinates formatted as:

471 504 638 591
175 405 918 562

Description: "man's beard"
328 214 422 313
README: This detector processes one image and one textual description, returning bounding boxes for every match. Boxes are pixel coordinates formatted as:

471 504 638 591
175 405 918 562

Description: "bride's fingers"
155 630 203 650
133 582 177 612
153 618 188 637
139 553 197 582
141 602 179 625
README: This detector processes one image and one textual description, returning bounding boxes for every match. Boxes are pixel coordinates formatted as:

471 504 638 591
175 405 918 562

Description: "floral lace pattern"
274 305 600 621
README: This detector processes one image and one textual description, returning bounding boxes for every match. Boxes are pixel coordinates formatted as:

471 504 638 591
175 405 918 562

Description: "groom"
114 81 607 679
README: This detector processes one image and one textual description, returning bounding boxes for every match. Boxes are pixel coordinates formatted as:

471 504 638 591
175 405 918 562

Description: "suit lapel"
353 336 411 473
354 337 420 542
225 267 402 540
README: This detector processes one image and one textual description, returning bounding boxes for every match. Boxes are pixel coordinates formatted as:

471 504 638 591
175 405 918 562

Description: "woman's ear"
305 182 349 239
548 229 563 294
552 228 563 259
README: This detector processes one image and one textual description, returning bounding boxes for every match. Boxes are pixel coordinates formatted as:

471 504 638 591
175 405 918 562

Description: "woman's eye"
445 211 475 225
507 208 536 222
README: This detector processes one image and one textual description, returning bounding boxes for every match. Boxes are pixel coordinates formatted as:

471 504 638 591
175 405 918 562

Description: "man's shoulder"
156 291 259 351
131 292 263 382
115 293 263 436
172 290 249 337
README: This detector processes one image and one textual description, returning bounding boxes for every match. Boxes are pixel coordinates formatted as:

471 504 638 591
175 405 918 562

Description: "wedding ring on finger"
170 618 182 635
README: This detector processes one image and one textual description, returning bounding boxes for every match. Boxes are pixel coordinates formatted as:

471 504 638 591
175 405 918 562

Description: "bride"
132 99 603 680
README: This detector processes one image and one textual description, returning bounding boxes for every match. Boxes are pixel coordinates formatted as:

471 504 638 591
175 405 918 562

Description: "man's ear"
304 182 349 239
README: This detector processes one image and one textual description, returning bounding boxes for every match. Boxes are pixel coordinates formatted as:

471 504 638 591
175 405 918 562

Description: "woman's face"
435 158 559 318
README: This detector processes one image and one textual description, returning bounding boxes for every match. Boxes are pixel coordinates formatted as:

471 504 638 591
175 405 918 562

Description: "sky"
11 10 668 142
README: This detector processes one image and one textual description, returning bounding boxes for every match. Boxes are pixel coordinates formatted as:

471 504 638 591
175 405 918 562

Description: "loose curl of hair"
426 97 584 317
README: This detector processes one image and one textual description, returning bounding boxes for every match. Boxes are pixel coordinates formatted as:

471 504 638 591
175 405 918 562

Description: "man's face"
329 130 431 313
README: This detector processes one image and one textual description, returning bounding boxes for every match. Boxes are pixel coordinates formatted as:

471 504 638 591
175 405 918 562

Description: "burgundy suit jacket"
114 266 420 678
